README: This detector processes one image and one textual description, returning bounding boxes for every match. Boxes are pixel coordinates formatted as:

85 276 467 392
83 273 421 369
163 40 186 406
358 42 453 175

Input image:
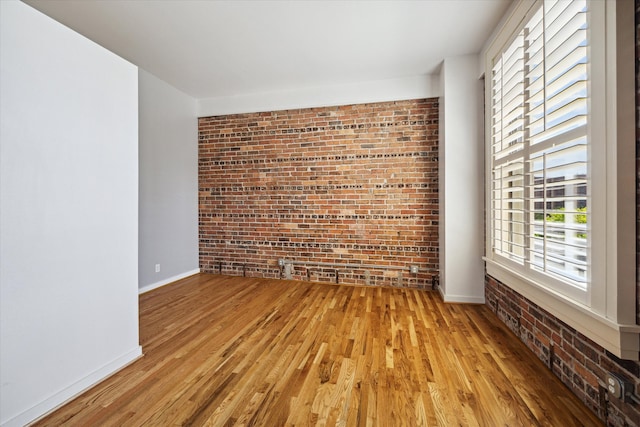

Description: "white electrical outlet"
606 373 624 399
155 264 160 273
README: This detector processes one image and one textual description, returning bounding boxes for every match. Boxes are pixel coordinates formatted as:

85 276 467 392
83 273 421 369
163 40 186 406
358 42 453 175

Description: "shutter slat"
546 81 586 115
546 28 587 78
546 63 587 99
546 46 587 85
545 0 585 41
530 116 586 145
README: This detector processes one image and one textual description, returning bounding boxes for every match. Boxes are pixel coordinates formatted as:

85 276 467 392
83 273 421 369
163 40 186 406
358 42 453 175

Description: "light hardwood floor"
33 274 603 426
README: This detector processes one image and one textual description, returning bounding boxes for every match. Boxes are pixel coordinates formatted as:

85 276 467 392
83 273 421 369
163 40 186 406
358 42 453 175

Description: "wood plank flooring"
32 274 603 426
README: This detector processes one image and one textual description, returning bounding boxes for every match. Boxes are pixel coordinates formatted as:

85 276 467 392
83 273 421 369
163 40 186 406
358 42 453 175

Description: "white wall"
139 70 199 292
198 75 440 116
0 2 141 426
438 55 485 303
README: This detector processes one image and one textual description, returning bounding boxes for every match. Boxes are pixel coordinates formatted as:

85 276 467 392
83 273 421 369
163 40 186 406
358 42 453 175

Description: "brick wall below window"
485 276 639 426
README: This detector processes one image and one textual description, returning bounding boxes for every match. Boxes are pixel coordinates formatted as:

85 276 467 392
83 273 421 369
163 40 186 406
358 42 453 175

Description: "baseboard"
138 268 200 294
438 286 485 304
3 346 142 427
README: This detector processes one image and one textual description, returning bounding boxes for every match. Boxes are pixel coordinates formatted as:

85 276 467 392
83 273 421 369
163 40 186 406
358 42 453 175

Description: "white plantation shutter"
490 0 589 295
491 31 526 265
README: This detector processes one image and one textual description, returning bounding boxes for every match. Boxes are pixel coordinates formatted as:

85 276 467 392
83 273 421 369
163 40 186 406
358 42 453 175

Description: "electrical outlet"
606 373 624 399
410 265 419 274
155 264 160 273
278 259 285 267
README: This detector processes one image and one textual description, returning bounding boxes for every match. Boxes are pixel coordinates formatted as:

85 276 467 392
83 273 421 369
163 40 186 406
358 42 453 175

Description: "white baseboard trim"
2 346 142 427
138 268 200 294
438 286 485 304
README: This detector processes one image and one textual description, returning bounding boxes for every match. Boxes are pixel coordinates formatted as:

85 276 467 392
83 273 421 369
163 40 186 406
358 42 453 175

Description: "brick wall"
485 5 640 425
485 277 639 425
636 0 640 332
198 99 438 288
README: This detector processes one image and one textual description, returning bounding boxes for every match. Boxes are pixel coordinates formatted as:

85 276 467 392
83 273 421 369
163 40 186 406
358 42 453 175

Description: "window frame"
482 0 639 360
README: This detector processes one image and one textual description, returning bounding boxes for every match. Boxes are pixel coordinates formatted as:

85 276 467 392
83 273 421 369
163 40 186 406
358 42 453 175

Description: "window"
491 0 589 302
484 0 639 359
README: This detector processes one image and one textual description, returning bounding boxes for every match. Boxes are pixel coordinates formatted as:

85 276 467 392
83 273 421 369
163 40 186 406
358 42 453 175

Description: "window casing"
484 0 639 359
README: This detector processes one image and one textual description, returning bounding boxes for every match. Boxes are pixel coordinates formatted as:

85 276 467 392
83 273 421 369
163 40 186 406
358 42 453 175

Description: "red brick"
198 99 439 289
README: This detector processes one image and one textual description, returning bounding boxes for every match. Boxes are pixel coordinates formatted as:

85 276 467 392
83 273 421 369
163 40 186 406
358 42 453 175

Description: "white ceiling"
24 0 512 100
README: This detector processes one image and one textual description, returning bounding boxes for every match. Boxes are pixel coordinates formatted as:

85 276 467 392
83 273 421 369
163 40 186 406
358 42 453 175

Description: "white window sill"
484 258 640 360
